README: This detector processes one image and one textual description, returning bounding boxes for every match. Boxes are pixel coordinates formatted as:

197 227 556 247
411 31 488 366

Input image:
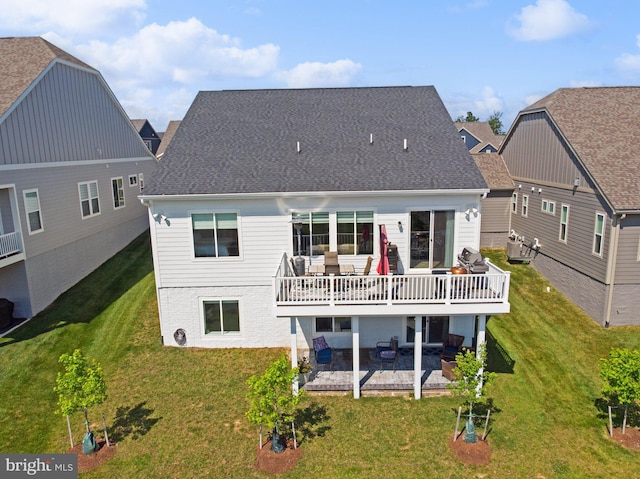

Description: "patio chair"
376 337 398 370
324 251 341 276
312 336 332 371
441 333 465 361
362 256 373 276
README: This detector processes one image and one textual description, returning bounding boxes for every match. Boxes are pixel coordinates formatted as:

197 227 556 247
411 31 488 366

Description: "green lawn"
1 234 639 478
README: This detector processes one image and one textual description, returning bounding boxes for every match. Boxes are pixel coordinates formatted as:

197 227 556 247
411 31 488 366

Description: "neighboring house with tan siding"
500 87 640 326
0 37 157 322
455 121 504 154
156 120 181 159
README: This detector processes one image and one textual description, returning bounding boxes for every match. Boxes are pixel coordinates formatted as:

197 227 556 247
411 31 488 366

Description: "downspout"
603 214 623 328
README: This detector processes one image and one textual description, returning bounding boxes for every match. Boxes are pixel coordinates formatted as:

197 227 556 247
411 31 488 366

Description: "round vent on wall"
174 328 187 346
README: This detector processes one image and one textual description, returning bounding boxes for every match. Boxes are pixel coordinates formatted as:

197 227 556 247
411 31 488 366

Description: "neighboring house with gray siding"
141 86 512 399
500 87 640 326
131 119 161 155
472 153 514 248
0 37 157 321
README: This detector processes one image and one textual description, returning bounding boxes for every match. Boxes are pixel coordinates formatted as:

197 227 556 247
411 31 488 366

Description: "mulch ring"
67 439 117 473
255 438 302 474
449 436 491 465
610 427 640 451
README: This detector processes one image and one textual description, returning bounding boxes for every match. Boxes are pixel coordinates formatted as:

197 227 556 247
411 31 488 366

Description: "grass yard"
1 234 639 478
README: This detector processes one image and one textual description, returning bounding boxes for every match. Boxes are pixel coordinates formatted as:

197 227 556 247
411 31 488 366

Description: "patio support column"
475 315 487 396
352 316 360 399
413 318 423 399
290 317 299 395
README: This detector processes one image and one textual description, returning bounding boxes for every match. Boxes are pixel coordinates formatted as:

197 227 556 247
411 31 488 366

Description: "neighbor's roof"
522 87 640 211
455 121 504 153
156 120 181 158
471 153 514 190
0 36 94 118
145 86 487 196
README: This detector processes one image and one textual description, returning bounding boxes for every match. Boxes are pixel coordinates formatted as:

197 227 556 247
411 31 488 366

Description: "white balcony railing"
274 253 510 308
0 232 22 259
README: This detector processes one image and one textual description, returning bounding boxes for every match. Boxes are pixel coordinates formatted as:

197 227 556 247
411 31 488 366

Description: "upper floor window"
78 181 100 218
139 173 145 192
23 189 43 234
203 299 240 335
337 211 373 255
192 213 239 257
144 140 153 151
541 199 555 215
593 213 605 256
128 174 138 187
521 195 529 217
511 193 518 214
410 210 455 269
559 205 569 242
112 177 125 209
291 212 329 256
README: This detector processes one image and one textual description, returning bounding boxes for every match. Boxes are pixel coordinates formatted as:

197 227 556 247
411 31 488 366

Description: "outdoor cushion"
313 336 330 352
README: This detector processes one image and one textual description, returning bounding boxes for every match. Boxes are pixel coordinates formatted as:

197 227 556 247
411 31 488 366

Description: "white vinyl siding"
593 212 605 256
78 180 100 218
23 189 43 234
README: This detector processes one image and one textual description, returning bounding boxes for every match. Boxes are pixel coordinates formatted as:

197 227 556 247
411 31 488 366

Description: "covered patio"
299 347 453 397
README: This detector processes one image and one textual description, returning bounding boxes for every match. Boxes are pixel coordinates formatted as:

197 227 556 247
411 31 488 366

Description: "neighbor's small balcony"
273 254 510 317
0 232 23 262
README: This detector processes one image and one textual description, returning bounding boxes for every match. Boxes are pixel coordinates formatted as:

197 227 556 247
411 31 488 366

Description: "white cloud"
276 60 362 88
507 0 591 41
72 18 280 89
614 34 640 77
569 80 602 88
0 0 146 35
448 86 504 121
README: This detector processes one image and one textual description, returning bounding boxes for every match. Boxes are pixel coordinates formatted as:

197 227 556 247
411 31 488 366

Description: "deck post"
352 317 360 399
290 317 299 395
475 315 487 396
414 319 422 399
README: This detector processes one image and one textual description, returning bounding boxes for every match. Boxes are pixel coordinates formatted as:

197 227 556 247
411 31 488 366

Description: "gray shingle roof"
145 86 487 196
521 87 640 211
0 36 94 118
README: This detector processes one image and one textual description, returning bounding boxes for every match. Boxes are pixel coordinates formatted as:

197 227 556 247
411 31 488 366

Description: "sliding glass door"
410 210 454 269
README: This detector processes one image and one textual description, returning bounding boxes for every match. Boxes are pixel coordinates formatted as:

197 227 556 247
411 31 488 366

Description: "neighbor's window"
511 193 517 214
521 195 529 217
138 173 144 192
128 174 138 186
78 181 100 218
559 205 569 242
410 210 455 269
203 300 240 334
23 189 43 234
542 199 556 215
337 211 373 255
111 177 125 209
192 213 239 257
315 317 352 333
593 212 605 256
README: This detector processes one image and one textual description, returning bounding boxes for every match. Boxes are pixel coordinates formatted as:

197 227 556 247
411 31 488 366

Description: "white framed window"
541 199 556 215
202 299 240 335
138 173 144 192
336 211 374 255
128 174 138 187
315 317 352 333
144 140 153 151
192 213 239 257
521 195 529 217
593 212 605 256
511 193 518 214
23 189 43 234
406 316 450 344
111 177 125 209
559 204 569 243
78 181 100 218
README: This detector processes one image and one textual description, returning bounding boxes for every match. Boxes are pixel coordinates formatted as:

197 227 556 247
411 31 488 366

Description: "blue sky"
3 0 640 133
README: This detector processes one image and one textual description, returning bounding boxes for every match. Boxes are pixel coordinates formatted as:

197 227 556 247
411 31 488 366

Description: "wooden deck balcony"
273 254 510 317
